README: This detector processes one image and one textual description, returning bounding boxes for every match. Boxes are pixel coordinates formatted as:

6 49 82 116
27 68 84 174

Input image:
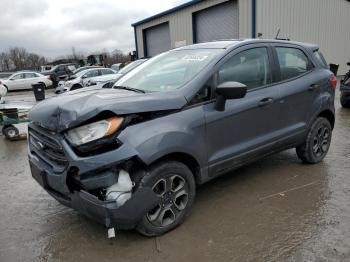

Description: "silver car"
86 59 148 88
0 83 7 103
0 71 52 91
55 68 117 94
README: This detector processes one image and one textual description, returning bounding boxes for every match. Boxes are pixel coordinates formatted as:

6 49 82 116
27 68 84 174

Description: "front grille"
29 124 68 173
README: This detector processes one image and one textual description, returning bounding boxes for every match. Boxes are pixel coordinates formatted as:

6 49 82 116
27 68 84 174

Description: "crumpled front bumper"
28 123 160 229
29 160 159 229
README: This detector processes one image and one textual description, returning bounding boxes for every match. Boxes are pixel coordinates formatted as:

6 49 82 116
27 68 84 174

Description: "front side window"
115 49 222 92
11 74 24 80
189 78 212 106
276 47 313 81
218 47 272 91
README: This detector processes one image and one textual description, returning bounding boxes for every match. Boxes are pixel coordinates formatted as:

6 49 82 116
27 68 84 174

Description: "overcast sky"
0 0 188 59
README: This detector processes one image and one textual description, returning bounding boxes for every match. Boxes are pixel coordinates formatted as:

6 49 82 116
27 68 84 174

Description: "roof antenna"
275 28 280 39
275 28 290 41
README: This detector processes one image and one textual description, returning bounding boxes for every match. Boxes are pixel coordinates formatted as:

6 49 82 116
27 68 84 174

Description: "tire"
38 82 47 90
340 92 350 108
70 84 82 91
136 161 196 236
296 117 332 164
2 125 19 139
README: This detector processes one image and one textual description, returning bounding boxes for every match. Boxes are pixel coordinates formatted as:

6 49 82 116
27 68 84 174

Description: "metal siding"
194 1 239 43
238 0 252 38
144 23 171 57
256 0 350 75
135 0 237 58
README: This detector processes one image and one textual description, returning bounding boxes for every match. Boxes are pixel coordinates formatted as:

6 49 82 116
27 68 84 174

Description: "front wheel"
2 125 19 140
296 117 332 164
70 84 82 91
136 161 196 236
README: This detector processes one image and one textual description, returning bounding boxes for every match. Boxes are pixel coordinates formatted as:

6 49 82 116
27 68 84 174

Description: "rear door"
270 44 321 142
23 73 40 89
98 69 116 81
204 44 283 177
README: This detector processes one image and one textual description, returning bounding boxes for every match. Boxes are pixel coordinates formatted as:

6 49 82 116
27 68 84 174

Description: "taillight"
330 75 337 90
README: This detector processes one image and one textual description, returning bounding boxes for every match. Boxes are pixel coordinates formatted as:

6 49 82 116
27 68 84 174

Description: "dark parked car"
41 63 77 87
28 39 336 236
340 62 350 108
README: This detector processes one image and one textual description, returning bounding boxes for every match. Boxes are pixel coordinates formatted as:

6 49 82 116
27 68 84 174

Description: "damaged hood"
29 87 187 132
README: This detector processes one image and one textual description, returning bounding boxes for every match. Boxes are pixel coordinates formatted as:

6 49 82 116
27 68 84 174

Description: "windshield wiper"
114 85 145 93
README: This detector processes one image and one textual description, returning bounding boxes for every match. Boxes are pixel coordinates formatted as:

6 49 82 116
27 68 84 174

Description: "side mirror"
215 81 247 111
81 75 88 79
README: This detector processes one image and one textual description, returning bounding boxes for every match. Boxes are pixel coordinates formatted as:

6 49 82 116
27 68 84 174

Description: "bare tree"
0 52 12 71
8 47 28 70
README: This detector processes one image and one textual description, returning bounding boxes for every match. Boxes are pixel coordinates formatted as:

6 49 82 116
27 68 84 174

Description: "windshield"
114 49 221 92
0 73 13 79
118 60 146 75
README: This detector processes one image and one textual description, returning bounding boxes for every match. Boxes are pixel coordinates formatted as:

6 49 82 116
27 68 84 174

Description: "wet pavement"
0 90 349 262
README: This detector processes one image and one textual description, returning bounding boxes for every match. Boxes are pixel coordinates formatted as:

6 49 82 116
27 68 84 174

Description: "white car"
0 71 53 91
55 68 117 94
0 83 7 104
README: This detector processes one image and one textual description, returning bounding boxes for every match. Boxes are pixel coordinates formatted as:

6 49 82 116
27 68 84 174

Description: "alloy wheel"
147 175 189 228
312 124 330 157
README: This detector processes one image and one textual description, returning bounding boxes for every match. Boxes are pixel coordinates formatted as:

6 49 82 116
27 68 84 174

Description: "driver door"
204 45 283 177
9 73 25 90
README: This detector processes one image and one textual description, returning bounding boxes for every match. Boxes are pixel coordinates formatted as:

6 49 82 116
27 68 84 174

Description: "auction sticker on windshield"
182 55 208 61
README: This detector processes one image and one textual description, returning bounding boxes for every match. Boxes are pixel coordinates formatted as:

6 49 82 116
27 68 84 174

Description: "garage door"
144 23 171 57
194 0 239 43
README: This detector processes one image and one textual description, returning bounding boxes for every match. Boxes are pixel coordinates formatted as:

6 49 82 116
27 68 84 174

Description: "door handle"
258 98 274 107
309 84 319 91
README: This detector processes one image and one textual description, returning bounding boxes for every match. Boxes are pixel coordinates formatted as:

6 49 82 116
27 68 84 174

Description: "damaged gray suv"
28 39 336 236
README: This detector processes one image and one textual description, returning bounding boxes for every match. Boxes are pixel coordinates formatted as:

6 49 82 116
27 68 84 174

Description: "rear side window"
276 47 313 81
313 51 328 68
100 69 114 75
218 47 272 91
24 73 37 78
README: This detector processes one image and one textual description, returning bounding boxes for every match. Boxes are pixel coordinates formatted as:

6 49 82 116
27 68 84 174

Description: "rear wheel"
340 92 350 108
136 161 196 236
296 117 332 164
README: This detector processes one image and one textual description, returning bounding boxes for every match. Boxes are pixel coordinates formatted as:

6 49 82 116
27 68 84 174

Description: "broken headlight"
65 117 124 146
